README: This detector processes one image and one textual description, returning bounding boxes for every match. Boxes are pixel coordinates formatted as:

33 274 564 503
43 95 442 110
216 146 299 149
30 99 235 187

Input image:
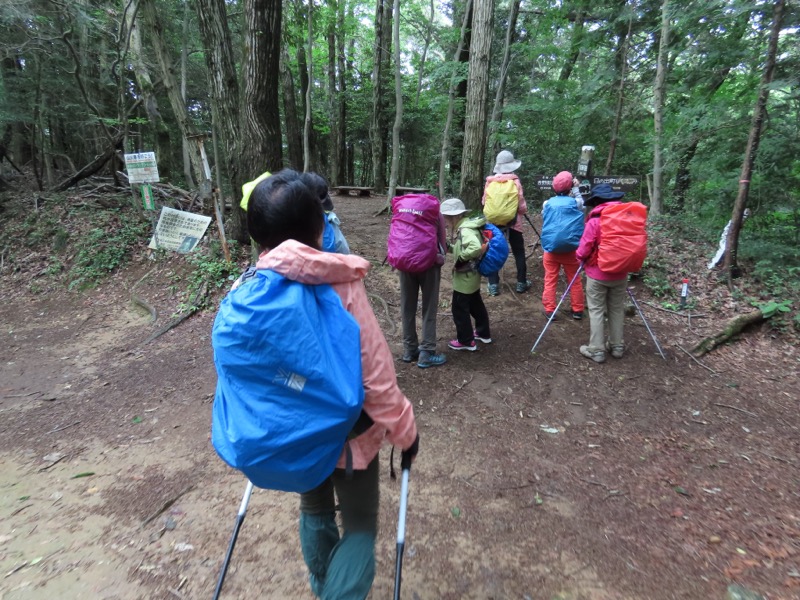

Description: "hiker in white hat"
440 198 493 352
481 150 531 295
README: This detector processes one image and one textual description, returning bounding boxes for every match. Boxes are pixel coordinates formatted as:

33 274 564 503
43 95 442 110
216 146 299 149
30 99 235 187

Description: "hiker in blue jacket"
301 172 351 254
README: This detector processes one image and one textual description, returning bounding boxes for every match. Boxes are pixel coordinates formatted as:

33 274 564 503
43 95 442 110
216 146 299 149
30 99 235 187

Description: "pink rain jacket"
256 240 418 470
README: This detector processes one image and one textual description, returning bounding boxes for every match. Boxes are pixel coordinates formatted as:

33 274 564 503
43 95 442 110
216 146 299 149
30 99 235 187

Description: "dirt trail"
1 193 798 600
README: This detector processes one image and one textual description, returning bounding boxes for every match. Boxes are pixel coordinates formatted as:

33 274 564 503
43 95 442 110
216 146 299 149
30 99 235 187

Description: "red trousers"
542 251 585 312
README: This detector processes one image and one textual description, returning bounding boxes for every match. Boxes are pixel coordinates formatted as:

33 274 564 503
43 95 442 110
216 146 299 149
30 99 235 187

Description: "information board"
590 176 640 193
148 206 211 253
532 175 640 193
124 152 160 184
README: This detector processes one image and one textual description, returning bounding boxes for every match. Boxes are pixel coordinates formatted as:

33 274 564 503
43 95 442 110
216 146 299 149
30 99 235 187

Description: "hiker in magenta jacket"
481 150 531 295
246 169 418 599
575 183 628 364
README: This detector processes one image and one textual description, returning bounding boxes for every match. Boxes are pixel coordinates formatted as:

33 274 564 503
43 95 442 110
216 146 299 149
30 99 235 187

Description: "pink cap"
552 171 573 193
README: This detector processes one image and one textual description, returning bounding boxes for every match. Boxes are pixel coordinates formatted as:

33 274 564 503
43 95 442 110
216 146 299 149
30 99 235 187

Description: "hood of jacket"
587 200 622 218
458 213 487 231
256 239 370 285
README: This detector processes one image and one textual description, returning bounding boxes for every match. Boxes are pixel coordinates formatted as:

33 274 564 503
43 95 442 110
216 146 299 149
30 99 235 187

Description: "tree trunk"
414 0 435 108
438 0 473 200
370 0 392 193
280 46 304 171
180 0 194 189
651 0 669 216
559 0 587 82
723 0 785 278
195 0 244 239
386 0 403 201
140 0 204 186
52 133 125 191
241 0 283 181
303 0 313 173
335 0 349 185
459 0 494 209
327 11 339 185
488 0 520 152
450 3 473 185
604 13 632 175
127 0 171 175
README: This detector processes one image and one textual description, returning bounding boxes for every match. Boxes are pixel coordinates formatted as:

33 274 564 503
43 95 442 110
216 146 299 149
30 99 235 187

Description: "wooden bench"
335 186 374 197
395 186 429 195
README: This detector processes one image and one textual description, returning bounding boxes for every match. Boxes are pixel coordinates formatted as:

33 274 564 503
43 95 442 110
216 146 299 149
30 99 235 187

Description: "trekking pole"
530 264 584 354
523 213 542 252
393 452 412 600
626 288 667 360
212 480 254 600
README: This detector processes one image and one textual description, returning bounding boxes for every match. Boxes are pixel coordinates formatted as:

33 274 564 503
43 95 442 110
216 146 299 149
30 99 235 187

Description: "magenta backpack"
387 194 441 273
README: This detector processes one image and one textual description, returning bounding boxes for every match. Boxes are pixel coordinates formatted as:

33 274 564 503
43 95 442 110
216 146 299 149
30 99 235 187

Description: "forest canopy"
0 0 797 264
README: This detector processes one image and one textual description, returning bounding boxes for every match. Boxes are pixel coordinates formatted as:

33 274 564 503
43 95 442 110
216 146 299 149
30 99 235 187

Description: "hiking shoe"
580 345 606 363
605 342 624 359
417 352 447 369
543 310 558 321
516 280 532 294
401 350 420 363
473 330 492 344
572 311 584 320
487 283 500 297
448 339 477 352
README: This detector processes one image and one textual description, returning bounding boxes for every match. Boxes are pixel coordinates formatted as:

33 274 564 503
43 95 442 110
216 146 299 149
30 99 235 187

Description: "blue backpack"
322 211 351 254
541 196 585 253
478 223 510 276
211 269 364 493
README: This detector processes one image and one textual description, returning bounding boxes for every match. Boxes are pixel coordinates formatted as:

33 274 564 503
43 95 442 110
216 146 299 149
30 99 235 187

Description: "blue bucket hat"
586 183 625 205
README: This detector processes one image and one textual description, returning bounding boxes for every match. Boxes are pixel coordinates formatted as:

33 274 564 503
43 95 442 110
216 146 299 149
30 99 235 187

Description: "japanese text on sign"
124 152 160 184
148 207 211 253
591 176 640 192
532 175 640 193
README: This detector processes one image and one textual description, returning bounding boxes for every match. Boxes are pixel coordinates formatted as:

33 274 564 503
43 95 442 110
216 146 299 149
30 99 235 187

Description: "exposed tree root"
691 309 769 357
141 282 208 345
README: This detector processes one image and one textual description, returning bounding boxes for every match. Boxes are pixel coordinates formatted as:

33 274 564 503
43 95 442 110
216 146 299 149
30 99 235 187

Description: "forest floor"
0 188 799 600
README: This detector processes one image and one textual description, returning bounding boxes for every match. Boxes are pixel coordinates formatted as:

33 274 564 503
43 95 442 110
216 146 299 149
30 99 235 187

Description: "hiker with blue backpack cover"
302 172 351 255
211 169 419 600
541 170 586 320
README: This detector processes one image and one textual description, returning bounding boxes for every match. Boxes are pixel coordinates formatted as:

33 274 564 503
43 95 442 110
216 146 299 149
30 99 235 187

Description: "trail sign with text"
533 175 640 193
124 152 160 184
148 207 211 253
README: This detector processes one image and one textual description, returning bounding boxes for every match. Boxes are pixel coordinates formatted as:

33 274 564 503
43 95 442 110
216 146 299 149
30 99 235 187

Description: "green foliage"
175 242 240 313
68 213 150 290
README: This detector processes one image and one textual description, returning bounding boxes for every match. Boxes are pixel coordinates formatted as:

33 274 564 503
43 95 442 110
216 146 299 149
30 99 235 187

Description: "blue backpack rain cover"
541 196 585 253
211 269 364 493
322 212 351 254
478 223 510 276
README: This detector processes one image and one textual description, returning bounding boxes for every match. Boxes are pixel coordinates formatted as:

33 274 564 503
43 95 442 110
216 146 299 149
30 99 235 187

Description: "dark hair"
247 169 324 251
300 171 334 211
300 172 327 202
